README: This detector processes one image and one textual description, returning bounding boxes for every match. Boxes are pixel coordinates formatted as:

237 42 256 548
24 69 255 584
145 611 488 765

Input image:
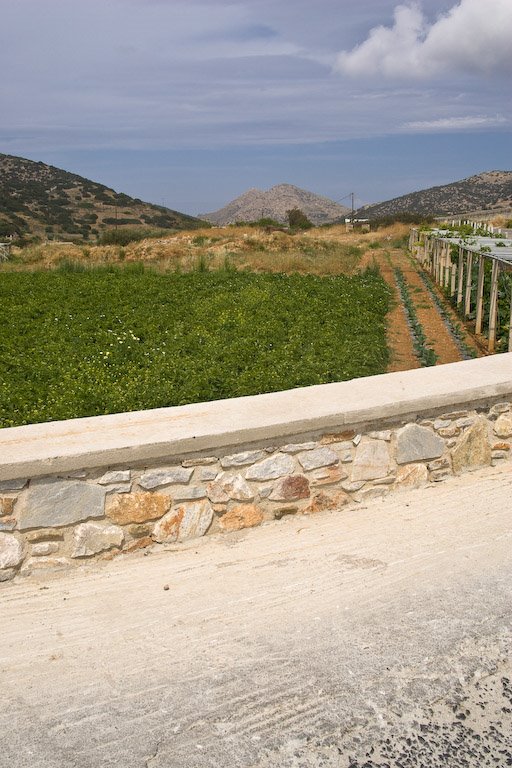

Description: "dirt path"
1 465 511 767
362 246 480 371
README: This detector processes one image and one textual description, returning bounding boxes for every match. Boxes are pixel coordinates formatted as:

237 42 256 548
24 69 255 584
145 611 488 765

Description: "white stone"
297 447 339 471
170 486 207 501
72 522 124 558
207 473 254 502
198 467 219 482
138 467 193 490
21 557 71 574
368 431 392 442
220 450 266 468
281 443 318 453
31 542 59 557
98 470 131 485
351 440 391 481
0 533 23 570
245 453 295 482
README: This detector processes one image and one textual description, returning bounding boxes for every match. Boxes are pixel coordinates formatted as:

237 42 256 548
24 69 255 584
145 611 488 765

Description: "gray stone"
354 487 389 502
198 467 219 482
245 454 295 482
138 467 193 490
171 486 207 501
207 473 254 503
351 439 391 481
103 484 133 494
153 500 214 543
341 480 366 493
396 424 445 465
72 522 124 558
297 447 338 471
0 478 27 491
494 413 512 438
451 417 491 474
372 475 396 486
281 442 317 453
430 469 452 482
31 542 59 557
339 451 354 463
16 479 106 531
98 470 131 485
489 402 511 418
434 419 452 430
0 568 15 582
0 533 23 569
456 417 476 429
220 450 266 469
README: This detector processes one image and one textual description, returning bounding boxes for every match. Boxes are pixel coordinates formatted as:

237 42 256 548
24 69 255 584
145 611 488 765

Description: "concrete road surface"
1 465 512 768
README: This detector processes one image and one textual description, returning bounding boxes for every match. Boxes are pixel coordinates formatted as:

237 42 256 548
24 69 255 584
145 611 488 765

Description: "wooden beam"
464 252 473 317
488 259 499 353
457 246 464 306
475 256 485 335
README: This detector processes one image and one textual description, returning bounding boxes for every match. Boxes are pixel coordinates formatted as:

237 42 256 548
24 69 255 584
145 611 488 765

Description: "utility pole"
351 192 355 223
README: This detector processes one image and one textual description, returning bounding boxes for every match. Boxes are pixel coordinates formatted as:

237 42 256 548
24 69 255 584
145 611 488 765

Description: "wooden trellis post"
457 246 464 306
464 252 473 317
488 259 500 353
475 255 486 335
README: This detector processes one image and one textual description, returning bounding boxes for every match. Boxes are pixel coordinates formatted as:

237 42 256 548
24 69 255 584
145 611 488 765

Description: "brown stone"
395 464 428 489
304 490 348 515
273 507 298 520
153 500 214 543
451 417 491 474
127 523 153 537
218 504 264 532
26 529 65 542
321 430 356 444
123 536 153 553
269 475 310 501
0 498 15 517
492 443 510 451
309 466 348 486
106 493 170 525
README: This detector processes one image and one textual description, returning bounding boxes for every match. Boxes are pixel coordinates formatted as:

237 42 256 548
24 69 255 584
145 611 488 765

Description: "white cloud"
404 115 508 131
335 0 512 78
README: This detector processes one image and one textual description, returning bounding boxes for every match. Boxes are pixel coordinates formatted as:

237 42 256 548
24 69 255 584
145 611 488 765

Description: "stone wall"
1 391 512 582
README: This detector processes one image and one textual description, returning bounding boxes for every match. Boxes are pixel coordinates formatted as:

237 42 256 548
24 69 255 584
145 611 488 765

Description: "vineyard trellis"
409 224 512 354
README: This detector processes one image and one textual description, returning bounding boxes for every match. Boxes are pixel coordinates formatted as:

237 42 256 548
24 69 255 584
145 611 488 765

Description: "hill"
200 184 350 225
359 171 512 220
0 154 203 240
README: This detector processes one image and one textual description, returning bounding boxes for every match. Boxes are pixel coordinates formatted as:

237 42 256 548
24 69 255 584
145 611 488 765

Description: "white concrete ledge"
1 354 512 481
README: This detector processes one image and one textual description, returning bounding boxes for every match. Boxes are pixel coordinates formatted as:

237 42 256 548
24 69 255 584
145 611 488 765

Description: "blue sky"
2 0 511 215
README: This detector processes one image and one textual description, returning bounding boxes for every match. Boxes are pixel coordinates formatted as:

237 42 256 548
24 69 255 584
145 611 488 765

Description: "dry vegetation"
4 223 412 276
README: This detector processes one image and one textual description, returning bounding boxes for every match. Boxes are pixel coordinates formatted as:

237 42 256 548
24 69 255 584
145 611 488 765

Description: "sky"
2 0 512 215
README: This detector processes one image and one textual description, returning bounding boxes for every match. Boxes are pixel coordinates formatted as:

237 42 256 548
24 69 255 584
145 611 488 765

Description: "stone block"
220 450 266 469
182 457 218 467
98 470 131 485
0 498 16 517
297 447 339 471
0 517 16 532
107 492 170 524
368 430 392 441
26 529 64 542
451 417 491 474
199 467 218 482
17 479 106 531
309 466 348 486
127 523 153 538
269 475 310 501
0 533 24 570
351 439 391 481
305 490 348 514
218 504 264 532
395 464 428 489
0 569 16 582
138 467 193 490
153 500 214 543
281 442 317 453
207 473 254 503
72 522 124 558
493 414 512 438
245 454 295 482
396 424 445 465
31 542 59 557
341 480 366 493
171 486 207 501
21 557 71 574
0 478 27 491
273 507 298 520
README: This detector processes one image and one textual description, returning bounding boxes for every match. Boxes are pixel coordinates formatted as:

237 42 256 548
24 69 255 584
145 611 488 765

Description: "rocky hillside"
359 171 512 220
0 154 203 240
200 184 350 225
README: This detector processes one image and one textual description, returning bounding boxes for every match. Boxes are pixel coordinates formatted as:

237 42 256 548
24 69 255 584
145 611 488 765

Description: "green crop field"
0 267 390 428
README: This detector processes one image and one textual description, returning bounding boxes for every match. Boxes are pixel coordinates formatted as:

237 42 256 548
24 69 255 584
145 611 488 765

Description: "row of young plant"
393 267 438 367
417 270 477 360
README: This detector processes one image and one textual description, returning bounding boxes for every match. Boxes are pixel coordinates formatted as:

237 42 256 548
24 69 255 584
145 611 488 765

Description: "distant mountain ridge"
0 153 203 240
200 184 350 225
359 171 512 220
